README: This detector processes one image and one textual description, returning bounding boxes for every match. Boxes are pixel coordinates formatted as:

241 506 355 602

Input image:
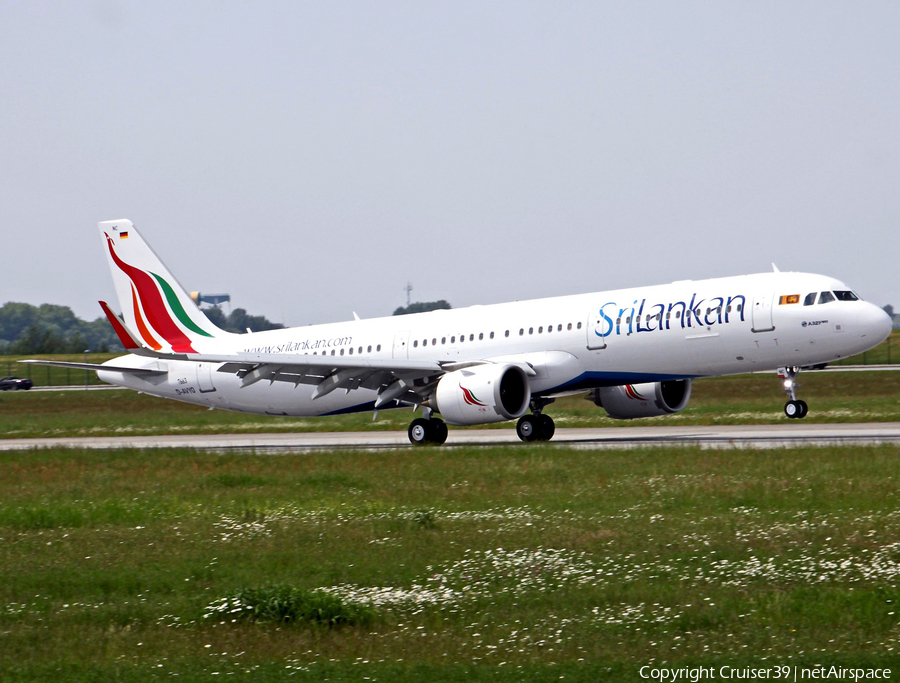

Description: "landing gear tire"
516 415 539 442
408 418 449 445
409 418 431 444
784 399 809 419
516 414 556 442
537 414 555 441
431 419 449 445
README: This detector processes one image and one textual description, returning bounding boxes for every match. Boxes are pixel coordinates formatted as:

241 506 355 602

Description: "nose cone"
864 302 893 345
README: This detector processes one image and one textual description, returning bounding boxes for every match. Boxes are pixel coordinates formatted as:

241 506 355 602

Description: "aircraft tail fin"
99 220 230 354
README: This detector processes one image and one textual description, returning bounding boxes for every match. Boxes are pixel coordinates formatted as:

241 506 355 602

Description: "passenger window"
577 322 582 329
367 345 372 352
557 324 562 332
412 341 417 348
803 293 816 306
818 291 835 304
478 333 483 341
538 326 543 333
470 334 475 341
567 323 572 331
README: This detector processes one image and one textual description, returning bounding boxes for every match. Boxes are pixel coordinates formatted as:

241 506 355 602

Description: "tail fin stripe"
105 235 197 353
151 273 214 338
131 284 163 350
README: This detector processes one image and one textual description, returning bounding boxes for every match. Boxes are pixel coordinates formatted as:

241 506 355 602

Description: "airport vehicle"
23 220 893 444
0 376 32 391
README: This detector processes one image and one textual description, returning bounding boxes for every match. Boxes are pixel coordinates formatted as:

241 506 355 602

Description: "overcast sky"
2 1 898 327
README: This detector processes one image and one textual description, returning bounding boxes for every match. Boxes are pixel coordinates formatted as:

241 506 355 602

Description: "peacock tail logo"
460 386 487 407
624 385 647 401
105 234 213 353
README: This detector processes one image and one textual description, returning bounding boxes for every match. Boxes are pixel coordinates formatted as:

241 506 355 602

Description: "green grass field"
2 444 900 681
2 346 900 680
2 367 900 440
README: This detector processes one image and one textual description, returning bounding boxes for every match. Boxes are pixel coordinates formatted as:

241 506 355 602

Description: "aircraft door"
586 309 609 350
196 362 216 393
751 292 775 333
392 331 410 359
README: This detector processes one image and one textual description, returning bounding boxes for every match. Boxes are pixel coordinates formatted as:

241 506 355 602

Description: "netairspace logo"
639 665 891 682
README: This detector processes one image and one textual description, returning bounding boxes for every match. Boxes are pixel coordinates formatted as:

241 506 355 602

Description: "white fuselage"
98 271 892 417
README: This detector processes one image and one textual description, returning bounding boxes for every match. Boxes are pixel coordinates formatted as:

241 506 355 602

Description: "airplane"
24 219 893 445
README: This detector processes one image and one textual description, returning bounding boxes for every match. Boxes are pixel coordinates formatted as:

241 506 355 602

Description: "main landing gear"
516 398 556 442
778 366 809 419
408 416 448 445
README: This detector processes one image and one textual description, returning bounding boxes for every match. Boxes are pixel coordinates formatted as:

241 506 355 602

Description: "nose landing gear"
778 366 809 419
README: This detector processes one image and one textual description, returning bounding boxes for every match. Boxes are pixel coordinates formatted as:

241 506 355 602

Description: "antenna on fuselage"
771 263 781 273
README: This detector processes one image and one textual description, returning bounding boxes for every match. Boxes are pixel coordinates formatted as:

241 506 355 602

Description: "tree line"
0 302 284 355
0 298 455 355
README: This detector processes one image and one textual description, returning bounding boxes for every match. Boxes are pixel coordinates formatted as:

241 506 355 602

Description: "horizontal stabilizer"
18 359 166 375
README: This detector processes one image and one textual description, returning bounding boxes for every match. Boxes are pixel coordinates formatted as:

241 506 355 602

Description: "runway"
3 422 900 452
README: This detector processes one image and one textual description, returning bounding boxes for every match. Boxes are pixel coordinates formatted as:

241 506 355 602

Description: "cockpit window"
834 290 859 302
818 291 835 304
803 293 816 306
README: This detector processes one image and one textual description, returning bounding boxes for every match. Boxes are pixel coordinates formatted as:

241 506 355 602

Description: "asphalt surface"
3 422 900 452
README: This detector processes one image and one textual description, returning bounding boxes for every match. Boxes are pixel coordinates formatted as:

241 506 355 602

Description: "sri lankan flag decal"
624 385 648 401
461 386 487 407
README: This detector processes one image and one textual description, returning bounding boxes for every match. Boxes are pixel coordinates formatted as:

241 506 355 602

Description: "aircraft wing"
190 352 454 409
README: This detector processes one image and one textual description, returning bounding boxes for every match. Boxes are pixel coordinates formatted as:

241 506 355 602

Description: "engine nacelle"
590 379 692 419
434 364 531 426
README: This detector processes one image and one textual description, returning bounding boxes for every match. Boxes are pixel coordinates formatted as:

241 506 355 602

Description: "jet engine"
589 379 692 419
433 364 531 426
